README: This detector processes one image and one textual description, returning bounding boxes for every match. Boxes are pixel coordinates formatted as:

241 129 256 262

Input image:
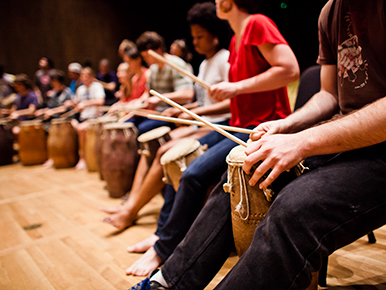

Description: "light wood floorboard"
0 163 385 289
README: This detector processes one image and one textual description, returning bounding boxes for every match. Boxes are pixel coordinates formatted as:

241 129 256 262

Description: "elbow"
286 64 300 83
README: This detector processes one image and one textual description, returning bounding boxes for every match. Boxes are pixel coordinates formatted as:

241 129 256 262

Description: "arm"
243 65 386 189
75 98 104 112
178 99 230 120
209 43 299 101
148 88 194 108
10 104 37 120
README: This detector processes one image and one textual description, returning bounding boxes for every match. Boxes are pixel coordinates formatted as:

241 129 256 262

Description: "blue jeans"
162 142 386 289
153 129 253 261
126 116 176 136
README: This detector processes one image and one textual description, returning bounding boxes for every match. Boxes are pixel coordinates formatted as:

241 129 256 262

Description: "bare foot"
127 234 159 253
99 205 123 214
102 208 136 231
126 246 162 276
75 158 87 171
42 158 54 169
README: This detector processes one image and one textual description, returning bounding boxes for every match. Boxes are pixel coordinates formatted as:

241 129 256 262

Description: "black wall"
0 0 327 83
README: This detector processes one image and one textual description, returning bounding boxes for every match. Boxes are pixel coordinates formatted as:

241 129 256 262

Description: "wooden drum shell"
18 121 48 166
47 119 79 168
100 122 139 198
0 120 14 166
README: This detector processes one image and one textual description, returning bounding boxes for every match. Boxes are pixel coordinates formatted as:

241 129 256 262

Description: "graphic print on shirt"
338 11 368 89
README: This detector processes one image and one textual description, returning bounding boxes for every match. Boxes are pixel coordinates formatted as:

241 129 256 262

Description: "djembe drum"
160 138 207 191
223 145 319 289
47 118 79 168
94 115 118 180
100 122 139 198
0 119 14 166
137 126 172 166
18 120 48 165
84 119 99 172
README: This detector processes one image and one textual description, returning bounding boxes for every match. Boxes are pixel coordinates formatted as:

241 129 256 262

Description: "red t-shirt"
228 14 291 128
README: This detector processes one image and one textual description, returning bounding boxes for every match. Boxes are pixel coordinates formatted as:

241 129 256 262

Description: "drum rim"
137 126 171 142
160 138 201 164
103 122 136 130
19 120 43 126
226 145 247 165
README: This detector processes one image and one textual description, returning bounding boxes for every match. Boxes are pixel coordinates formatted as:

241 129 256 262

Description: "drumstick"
148 50 211 90
150 89 247 147
60 109 77 119
117 109 162 122
147 114 255 134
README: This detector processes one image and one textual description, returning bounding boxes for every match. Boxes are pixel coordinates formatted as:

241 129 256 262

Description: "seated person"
130 0 386 289
100 1 232 235
131 31 195 136
67 62 82 96
125 0 299 278
96 58 119 106
68 67 105 170
35 69 72 119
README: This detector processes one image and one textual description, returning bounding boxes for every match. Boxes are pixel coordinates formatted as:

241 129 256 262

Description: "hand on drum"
243 133 306 189
208 81 238 101
249 119 289 142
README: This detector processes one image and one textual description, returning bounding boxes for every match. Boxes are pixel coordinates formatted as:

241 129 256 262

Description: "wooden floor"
0 163 386 290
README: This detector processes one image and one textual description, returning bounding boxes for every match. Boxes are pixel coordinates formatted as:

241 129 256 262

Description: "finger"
249 130 265 141
258 166 283 189
243 148 262 174
247 158 272 186
244 140 262 156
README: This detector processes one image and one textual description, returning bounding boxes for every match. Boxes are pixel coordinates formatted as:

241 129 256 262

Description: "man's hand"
243 132 307 189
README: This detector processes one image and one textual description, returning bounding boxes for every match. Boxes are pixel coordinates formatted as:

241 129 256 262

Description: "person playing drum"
100 2 232 238
126 0 299 278
130 0 386 289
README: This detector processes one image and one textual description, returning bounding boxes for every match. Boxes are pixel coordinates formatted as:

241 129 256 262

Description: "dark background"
0 0 327 82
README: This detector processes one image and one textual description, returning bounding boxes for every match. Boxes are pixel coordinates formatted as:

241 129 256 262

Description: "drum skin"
0 121 14 166
160 138 207 191
137 126 171 167
18 121 48 166
47 119 79 168
101 123 139 198
84 121 98 172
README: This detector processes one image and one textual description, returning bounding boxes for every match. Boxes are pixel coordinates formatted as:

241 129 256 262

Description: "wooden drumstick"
150 89 247 147
59 109 77 119
117 109 162 122
148 50 211 90
147 114 255 134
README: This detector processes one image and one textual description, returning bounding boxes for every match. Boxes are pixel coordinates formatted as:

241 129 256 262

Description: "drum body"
94 115 118 180
84 120 98 172
18 120 48 165
0 120 14 166
47 118 79 168
160 138 207 191
101 122 139 198
137 126 172 166
224 145 306 257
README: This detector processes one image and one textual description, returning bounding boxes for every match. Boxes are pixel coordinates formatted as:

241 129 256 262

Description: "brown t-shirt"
317 0 386 114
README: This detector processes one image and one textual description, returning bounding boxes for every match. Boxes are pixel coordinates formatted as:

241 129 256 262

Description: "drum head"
160 138 201 165
226 145 247 166
19 120 42 126
51 118 71 125
103 122 136 130
137 126 171 143
96 115 118 124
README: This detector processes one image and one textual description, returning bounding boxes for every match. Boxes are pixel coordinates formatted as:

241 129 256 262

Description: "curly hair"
136 31 167 53
187 2 231 49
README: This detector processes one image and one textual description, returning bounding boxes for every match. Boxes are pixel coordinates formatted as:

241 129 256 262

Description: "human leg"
215 143 386 289
75 120 88 170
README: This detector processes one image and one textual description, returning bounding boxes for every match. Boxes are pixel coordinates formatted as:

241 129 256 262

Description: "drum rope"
233 166 250 221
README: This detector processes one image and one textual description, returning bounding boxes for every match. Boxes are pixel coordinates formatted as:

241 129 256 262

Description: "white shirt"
195 49 231 123
74 81 105 120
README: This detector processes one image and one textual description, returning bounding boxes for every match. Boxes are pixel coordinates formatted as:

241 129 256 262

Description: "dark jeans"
162 142 386 290
127 116 176 136
153 129 252 261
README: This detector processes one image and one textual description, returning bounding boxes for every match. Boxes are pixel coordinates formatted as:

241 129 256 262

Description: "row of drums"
0 115 208 199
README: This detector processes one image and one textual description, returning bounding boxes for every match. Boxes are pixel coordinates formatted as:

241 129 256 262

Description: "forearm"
235 65 298 95
282 90 339 133
300 97 386 157
163 88 194 104
191 99 230 116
